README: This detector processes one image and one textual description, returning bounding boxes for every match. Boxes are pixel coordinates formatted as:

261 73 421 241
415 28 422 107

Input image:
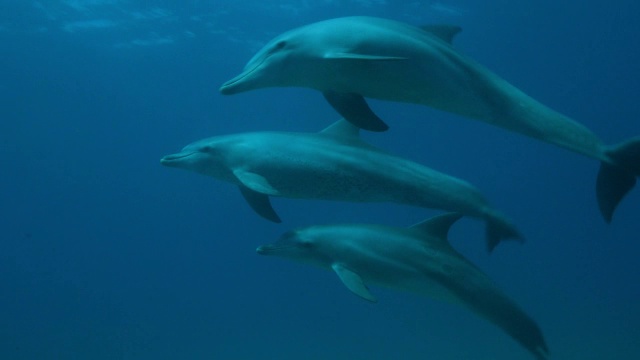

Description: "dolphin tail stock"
453 274 549 359
490 297 550 360
437 256 549 358
597 137 640 222
484 211 524 253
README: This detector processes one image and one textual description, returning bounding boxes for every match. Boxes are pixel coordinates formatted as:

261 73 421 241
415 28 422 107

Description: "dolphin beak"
220 56 266 95
256 244 282 255
220 69 257 95
160 152 194 167
257 239 298 255
256 245 270 255
219 73 246 95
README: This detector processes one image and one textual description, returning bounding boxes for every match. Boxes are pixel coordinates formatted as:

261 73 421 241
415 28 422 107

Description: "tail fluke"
596 163 635 222
485 212 524 253
597 137 640 222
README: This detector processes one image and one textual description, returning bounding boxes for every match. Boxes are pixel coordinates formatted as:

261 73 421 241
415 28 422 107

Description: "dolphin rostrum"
220 16 640 223
161 120 521 251
257 213 549 359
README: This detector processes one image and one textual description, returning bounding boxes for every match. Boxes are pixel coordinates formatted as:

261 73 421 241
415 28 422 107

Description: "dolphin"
161 119 521 251
220 16 640 223
257 213 549 359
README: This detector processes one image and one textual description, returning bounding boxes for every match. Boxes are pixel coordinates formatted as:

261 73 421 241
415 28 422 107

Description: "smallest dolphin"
257 213 549 360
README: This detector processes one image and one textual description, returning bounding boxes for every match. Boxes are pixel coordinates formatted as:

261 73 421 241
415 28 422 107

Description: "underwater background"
1 1 639 359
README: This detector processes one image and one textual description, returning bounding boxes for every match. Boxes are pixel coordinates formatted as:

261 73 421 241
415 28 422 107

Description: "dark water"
1 1 639 359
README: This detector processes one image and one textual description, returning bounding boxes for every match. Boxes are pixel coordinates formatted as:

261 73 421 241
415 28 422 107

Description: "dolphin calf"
257 213 549 359
220 16 640 223
161 119 521 251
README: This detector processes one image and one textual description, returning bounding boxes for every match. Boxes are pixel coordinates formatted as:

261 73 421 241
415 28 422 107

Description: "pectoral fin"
233 169 279 195
332 263 377 302
323 91 389 132
238 185 282 223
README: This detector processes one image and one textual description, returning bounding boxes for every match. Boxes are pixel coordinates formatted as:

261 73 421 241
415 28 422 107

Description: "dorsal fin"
420 25 462 44
320 119 361 139
409 213 463 242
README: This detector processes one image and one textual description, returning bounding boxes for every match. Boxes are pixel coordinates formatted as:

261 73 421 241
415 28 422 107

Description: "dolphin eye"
200 146 212 153
266 41 287 56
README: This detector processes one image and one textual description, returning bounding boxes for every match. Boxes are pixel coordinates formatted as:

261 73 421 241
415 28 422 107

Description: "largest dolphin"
161 120 521 251
257 213 549 359
220 16 640 223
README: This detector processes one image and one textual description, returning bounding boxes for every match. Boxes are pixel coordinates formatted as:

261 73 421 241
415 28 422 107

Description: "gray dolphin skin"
219 16 640 223
257 213 549 359
161 120 521 251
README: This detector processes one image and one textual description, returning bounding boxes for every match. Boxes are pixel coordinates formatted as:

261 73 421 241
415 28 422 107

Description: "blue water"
1 1 639 359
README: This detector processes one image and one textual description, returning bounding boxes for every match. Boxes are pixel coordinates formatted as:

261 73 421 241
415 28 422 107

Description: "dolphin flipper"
323 91 389 132
238 185 282 223
332 263 377 302
597 137 640 222
233 170 280 195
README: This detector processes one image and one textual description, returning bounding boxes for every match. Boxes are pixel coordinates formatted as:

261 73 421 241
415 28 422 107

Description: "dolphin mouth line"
161 152 196 162
256 243 294 254
221 69 252 88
